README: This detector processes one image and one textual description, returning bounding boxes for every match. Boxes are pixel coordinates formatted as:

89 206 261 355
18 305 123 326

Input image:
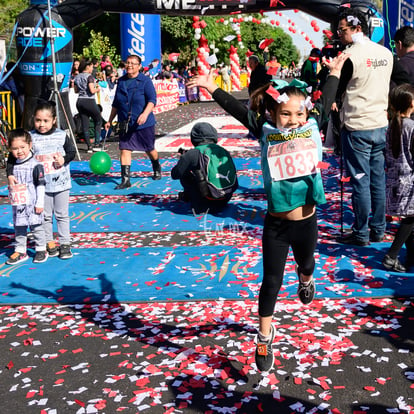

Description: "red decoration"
259 38 274 49
228 45 238 54
267 67 279 76
266 85 280 100
323 30 334 39
168 53 180 62
270 0 286 7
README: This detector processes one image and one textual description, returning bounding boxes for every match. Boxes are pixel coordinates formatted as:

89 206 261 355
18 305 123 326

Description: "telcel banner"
383 0 414 51
120 13 161 66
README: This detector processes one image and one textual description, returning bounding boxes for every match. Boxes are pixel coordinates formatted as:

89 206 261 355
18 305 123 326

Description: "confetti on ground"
0 93 413 413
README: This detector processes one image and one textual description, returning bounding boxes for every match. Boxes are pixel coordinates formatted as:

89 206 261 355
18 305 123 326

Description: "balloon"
89 152 112 175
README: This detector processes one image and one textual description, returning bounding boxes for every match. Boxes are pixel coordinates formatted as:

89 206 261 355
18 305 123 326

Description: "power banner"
16 4 73 127
120 14 161 66
383 0 414 51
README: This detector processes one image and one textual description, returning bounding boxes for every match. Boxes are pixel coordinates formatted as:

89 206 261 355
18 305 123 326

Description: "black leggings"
76 98 102 147
259 212 318 317
388 216 414 259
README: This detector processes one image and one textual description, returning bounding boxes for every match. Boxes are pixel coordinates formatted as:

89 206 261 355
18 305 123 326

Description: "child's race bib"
267 138 319 181
35 153 59 175
9 184 28 206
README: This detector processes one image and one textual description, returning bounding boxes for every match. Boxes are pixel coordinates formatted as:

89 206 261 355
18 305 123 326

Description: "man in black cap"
171 122 237 214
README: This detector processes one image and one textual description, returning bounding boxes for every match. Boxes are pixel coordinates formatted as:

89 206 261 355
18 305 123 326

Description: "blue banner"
383 0 414 51
120 13 161 67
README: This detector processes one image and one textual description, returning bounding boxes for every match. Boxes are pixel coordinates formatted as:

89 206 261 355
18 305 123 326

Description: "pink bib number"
267 139 318 181
9 184 28 206
36 154 57 175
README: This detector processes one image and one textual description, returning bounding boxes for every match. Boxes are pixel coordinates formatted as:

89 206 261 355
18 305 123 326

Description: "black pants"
76 98 102 148
180 173 230 214
259 212 318 317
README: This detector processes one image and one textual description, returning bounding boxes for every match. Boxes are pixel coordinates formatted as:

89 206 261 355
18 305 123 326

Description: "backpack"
197 143 238 200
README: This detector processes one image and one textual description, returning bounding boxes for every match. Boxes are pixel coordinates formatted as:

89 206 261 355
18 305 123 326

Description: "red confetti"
75 399 85 407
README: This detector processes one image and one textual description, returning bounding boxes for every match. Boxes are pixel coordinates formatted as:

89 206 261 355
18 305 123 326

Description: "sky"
265 10 331 60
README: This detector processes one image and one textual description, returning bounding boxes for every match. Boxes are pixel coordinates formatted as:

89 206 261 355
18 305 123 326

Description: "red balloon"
276 21 280 26
294 9 299 13
314 26 320 32
200 20 207 29
305 36 309 41
291 22 295 26
220 18 224 23
271 19 275 25
311 19 317 27
193 16 199 22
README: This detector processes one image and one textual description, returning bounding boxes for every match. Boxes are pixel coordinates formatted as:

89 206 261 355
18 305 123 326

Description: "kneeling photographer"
171 122 238 214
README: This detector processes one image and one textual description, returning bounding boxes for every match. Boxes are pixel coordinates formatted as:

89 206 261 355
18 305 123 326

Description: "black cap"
190 122 218 146
310 48 321 56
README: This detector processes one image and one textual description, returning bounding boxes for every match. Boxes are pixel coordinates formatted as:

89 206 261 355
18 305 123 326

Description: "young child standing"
187 54 348 372
6 129 47 264
8 101 76 259
382 83 414 273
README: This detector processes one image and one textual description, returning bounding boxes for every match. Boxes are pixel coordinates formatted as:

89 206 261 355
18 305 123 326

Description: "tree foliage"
161 15 300 68
75 30 121 68
0 0 30 59
160 16 196 65
0 4 300 69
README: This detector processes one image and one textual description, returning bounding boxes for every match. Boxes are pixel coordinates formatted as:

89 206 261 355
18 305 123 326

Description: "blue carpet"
0 199 266 234
1 155 413 304
0 245 413 304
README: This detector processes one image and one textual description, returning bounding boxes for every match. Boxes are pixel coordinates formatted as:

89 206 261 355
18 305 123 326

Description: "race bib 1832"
267 139 319 181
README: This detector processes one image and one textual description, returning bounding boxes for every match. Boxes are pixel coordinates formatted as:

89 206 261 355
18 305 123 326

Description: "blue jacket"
112 72 157 130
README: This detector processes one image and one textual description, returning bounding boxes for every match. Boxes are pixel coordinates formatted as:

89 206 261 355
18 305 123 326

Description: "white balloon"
214 48 219 54
199 47 205 53
195 28 201 34
224 20 229 25
195 34 201 40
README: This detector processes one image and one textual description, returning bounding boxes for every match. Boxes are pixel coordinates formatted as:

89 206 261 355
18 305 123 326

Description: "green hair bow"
272 78 309 92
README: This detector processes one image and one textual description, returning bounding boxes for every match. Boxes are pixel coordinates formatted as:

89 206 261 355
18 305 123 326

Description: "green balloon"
89 151 112 175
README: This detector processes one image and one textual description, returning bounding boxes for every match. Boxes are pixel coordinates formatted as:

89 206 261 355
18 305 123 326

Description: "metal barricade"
0 91 16 130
